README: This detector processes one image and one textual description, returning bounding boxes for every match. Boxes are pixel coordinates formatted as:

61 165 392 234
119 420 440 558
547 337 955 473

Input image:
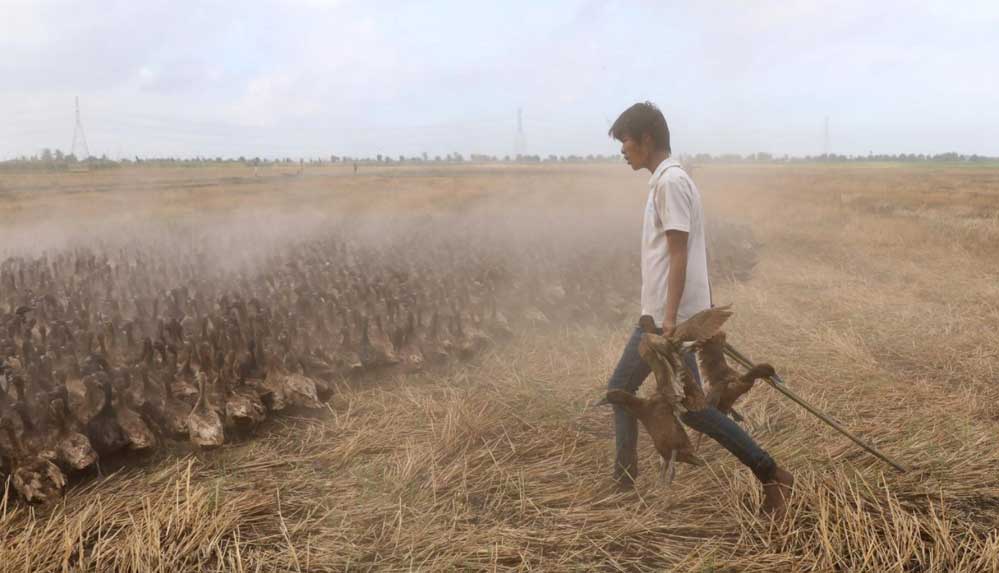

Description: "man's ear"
641 133 656 151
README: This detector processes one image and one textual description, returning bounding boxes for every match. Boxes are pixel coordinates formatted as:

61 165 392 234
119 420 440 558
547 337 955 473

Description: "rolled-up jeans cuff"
750 457 777 483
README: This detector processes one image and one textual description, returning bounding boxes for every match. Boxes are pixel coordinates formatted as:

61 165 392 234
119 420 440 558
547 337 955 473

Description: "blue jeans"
608 326 776 483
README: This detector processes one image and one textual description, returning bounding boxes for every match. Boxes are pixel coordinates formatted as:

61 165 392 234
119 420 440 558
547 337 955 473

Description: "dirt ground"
2 162 999 571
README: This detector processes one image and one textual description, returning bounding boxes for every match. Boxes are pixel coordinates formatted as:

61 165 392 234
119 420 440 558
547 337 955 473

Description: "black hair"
608 101 670 154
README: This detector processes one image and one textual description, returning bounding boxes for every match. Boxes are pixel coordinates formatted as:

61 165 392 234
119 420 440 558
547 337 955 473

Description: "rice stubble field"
1 161 999 572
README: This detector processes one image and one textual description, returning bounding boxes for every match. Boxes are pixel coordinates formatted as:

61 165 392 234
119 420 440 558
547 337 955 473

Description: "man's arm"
663 229 688 335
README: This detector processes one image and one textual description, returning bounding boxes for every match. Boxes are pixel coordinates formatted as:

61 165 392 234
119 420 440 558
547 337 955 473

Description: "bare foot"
761 466 794 520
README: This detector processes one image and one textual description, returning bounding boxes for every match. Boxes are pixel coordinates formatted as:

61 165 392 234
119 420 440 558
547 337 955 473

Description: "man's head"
609 102 670 171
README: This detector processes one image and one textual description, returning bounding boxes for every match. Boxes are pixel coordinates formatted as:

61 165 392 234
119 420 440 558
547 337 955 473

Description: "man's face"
620 135 649 171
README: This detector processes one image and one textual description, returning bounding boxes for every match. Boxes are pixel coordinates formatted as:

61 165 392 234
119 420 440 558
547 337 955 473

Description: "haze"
2 0 996 159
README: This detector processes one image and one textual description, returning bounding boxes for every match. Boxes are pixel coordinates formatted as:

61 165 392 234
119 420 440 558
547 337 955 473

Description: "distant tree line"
0 149 120 171
689 152 999 164
2 148 997 172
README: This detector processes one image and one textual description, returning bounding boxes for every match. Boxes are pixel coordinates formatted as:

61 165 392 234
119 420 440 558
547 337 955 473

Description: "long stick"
723 342 908 473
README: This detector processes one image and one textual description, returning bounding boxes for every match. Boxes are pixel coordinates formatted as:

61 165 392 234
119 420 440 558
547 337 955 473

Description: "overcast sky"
2 0 996 159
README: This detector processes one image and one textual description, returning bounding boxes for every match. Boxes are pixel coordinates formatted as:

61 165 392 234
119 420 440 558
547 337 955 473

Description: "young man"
606 102 793 516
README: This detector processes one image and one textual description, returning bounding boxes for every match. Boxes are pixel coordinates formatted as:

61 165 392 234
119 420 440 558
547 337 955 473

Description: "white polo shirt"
641 158 711 325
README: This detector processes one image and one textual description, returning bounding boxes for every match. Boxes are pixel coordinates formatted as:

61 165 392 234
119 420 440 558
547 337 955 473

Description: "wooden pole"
723 342 908 473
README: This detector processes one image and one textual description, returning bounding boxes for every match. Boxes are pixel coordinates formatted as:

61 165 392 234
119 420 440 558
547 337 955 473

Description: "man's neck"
646 151 670 173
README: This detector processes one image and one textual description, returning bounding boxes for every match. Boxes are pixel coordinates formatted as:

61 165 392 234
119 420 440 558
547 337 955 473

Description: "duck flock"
0 214 755 503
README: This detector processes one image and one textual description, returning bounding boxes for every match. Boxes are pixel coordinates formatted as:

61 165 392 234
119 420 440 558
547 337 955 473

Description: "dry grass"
2 162 999 571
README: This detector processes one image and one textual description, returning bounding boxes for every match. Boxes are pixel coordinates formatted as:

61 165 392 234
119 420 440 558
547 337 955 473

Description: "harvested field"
2 162 999 571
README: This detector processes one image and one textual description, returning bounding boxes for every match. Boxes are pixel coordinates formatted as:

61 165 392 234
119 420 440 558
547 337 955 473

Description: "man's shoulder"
656 164 693 194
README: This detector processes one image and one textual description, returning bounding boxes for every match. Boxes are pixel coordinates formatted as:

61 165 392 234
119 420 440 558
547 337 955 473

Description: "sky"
1 0 997 160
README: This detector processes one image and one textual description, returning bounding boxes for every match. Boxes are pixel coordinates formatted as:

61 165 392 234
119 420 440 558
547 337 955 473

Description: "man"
606 102 793 516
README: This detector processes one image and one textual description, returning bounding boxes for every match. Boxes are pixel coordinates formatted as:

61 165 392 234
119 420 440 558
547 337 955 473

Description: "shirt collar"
648 157 681 188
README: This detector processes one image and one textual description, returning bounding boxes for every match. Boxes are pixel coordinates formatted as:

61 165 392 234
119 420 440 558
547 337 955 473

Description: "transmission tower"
514 107 527 158
823 115 830 157
71 96 90 161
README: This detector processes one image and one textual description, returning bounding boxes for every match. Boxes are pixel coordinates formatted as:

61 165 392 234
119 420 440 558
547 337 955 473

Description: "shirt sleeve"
658 175 691 233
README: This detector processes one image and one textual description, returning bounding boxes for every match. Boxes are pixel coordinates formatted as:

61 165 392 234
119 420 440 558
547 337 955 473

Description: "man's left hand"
662 319 676 337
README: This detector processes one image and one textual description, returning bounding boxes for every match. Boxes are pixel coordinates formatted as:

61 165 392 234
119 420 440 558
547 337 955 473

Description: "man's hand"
662 318 677 338
641 314 675 336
